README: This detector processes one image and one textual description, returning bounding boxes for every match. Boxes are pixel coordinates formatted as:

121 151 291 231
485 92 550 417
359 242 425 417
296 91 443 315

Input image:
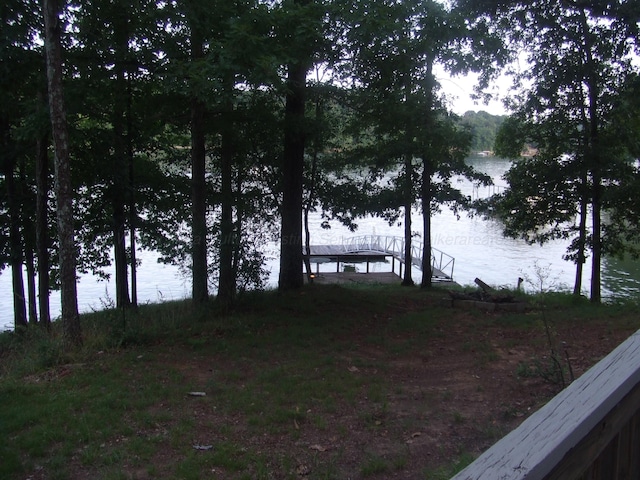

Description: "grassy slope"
1 284 638 480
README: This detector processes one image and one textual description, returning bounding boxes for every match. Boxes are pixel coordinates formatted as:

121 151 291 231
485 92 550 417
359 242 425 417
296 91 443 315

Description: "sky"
437 70 511 116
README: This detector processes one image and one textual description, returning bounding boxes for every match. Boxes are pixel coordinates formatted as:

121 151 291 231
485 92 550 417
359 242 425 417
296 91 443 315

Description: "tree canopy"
1 0 639 336
485 0 640 301
460 111 506 152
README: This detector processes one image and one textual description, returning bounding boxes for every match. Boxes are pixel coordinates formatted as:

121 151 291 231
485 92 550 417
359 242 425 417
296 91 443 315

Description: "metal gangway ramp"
307 235 455 282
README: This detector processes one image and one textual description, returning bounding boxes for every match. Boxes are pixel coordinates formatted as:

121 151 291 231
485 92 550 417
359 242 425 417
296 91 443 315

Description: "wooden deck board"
451 329 640 480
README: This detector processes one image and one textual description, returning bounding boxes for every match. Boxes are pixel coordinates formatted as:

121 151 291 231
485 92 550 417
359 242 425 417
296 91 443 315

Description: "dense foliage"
1 0 639 339
460 111 506 152
484 0 640 302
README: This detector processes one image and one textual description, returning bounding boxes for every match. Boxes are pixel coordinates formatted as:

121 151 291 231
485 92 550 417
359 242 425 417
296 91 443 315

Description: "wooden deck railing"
451 329 640 480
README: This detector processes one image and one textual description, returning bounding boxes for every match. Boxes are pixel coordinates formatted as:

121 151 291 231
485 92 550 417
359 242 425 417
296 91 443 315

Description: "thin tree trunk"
420 60 435 289
303 209 313 282
189 25 209 304
25 239 38 325
191 97 208 303
401 65 414 287
112 6 130 309
579 7 601 303
36 127 51 328
279 59 307 291
590 171 602 303
217 80 236 309
421 161 433 288
232 168 242 283
127 75 137 307
574 90 589 298
20 159 38 324
190 99 208 303
3 147 28 329
402 154 414 286
303 96 322 283
573 187 588 296
112 199 130 308
111 115 130 309
43 0 82 346
303 204 314 283
129 200 137 307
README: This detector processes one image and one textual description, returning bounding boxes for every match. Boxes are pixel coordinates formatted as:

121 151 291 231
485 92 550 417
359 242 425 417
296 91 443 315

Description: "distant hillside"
460 111 507 153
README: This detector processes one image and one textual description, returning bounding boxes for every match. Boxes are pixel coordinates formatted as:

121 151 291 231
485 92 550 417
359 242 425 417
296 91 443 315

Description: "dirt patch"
149 328 626 475
46 289 639 480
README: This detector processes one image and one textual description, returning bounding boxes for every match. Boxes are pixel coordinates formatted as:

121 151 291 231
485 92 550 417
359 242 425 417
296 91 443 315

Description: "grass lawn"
1 283 639 479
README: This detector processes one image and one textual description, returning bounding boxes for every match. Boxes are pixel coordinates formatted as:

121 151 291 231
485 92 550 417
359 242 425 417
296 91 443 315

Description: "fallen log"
474 277 496 293
449 280 519 304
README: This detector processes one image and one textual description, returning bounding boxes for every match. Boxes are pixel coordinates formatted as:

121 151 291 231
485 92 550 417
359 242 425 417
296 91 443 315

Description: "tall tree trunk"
217 81 236 309
129 213 137 308
401 65 414 287
2 140 28 329
402 154 414 286
129 190 137 307
36 127 51 328
421 161 433 288
112 4 130 309
190 29 209 304
303 96 322 283
127 75 137 307
278 59 307 291
580 7 601 303
111 126 130 308
232 168 243 283
43 0 82 346
574 90 590 298
191 98 208 303
420 60 435 289
590 169 602 303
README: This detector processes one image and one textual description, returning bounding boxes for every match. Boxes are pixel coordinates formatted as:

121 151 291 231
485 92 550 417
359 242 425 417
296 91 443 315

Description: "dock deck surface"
307 235 454 282
308 272 402 285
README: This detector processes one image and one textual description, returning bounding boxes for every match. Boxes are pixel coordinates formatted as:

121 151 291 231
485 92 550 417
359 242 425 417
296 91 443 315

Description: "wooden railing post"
451 330 640 480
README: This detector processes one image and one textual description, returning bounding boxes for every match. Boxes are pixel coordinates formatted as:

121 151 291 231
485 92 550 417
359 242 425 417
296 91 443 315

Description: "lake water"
2 156 639 331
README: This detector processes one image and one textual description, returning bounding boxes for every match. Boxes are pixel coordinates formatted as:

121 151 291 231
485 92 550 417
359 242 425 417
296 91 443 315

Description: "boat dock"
306 235 454 282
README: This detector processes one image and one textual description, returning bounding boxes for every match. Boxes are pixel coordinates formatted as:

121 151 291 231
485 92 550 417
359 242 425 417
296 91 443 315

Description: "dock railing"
341 235 455 280
451 329 640 480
